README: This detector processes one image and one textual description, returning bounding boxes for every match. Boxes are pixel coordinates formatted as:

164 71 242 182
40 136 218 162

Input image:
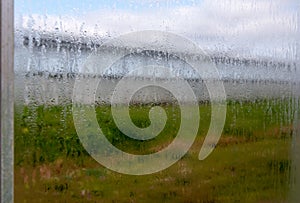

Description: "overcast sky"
15 0 299 60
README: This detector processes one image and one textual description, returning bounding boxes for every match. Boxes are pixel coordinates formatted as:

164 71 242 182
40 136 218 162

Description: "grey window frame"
0 0 14 202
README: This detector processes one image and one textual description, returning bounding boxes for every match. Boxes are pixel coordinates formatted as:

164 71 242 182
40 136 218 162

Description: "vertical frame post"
0 0 14 202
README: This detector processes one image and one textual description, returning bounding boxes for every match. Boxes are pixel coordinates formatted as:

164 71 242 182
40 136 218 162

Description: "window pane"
14 0 299 202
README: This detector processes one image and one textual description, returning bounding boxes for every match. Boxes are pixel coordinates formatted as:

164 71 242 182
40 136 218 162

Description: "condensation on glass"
290 4 300 202
13 0 300 202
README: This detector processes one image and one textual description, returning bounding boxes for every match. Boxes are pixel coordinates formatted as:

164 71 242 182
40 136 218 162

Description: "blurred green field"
14 99 297 202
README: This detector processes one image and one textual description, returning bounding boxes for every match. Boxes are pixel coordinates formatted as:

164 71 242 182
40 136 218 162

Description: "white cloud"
17 0 298 60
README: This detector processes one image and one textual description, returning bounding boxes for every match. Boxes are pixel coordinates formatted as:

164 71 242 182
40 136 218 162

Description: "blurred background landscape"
14 0 300 202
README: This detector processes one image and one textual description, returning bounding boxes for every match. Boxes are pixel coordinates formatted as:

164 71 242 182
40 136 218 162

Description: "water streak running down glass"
14 0 300 202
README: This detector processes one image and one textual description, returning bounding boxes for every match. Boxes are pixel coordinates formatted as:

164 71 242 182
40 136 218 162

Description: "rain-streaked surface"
14 0 299 202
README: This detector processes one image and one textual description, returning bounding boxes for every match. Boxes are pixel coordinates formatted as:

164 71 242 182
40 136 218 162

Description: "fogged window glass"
14 0 299 202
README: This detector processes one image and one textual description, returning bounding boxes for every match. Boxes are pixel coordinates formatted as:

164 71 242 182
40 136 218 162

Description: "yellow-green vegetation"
15 99 296 202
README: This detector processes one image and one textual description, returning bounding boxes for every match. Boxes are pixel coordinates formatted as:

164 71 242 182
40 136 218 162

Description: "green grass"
14 98 297 202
